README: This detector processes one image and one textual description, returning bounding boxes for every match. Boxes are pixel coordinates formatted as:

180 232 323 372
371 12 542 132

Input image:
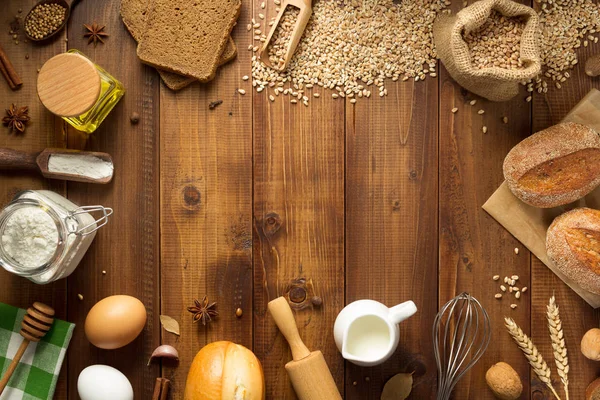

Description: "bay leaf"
381 372 413 400
159 315 180 336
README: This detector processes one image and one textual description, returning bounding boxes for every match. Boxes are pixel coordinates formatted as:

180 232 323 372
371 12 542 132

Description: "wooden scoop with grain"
24 0 80 42
259 0 312 71
268 297 342 400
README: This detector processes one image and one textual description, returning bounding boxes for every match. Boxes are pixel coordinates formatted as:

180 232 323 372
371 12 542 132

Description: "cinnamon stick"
0 44 22 90
152 378 170 400
0 61 14 90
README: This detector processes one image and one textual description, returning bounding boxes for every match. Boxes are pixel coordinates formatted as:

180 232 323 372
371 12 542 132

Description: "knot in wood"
531 390 545 400
285 277 322 310
183 185 201 208
289 287 307 303
409 170 418 180
406 358 427 377
263 212 281 236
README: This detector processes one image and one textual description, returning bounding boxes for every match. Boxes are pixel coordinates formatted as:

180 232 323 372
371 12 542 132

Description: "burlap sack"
433 0 541 102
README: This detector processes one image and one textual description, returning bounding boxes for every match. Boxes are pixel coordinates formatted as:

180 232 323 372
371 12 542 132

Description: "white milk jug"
333 299 417 367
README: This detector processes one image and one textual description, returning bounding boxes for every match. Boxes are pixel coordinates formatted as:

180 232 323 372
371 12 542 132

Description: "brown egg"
85 295 146 349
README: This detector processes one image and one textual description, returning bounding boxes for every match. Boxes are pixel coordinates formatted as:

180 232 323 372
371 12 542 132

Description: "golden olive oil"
37 50 125 134
63 50 125 134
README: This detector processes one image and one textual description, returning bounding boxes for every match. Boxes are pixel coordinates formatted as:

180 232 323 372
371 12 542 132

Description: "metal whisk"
433 292 491 400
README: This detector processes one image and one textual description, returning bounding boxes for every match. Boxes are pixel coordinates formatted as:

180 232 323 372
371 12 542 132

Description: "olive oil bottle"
37 50 125 134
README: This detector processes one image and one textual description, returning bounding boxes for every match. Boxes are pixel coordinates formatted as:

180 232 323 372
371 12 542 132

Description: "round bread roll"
546 208 600 295
184 341 265 400
503 122 600 208
587 377 600 400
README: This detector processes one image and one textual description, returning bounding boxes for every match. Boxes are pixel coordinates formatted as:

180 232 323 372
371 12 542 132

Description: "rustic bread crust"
503 122 600 208
157 39 237 90
586 377 600 400
136 0 241 82
546 208 600 295
121 0 237 90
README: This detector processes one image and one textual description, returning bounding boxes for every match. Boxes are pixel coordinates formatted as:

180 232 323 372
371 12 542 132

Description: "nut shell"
485 362 523 400
582 328 600 361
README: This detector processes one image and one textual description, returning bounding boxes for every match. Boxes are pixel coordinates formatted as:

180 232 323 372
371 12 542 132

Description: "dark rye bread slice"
120 0 237 90
137 0 241 82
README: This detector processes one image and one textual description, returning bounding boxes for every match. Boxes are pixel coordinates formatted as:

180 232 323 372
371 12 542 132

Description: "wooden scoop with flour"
0 148 113 184
268 297 342 400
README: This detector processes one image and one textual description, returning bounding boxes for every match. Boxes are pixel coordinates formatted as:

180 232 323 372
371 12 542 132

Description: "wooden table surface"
2 0 600 399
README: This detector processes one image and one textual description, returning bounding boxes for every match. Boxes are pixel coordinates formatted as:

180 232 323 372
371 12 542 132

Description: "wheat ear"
505 318 562 400
547 296 569 400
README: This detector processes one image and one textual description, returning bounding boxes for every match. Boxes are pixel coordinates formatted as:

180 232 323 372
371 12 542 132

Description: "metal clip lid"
66 206 113 236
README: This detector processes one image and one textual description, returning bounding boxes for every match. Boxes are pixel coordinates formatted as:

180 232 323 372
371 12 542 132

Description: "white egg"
78 365 134 400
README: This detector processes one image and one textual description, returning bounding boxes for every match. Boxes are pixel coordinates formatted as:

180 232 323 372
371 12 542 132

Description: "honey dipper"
0 303 55 395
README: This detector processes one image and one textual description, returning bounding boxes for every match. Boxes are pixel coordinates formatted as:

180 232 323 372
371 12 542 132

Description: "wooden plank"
438 77 532 400
531 40 600 399
252 5 346 400
0 1 67 397
158 3 254 399
65 2 160 399
344 77 438 397
438 2 533 398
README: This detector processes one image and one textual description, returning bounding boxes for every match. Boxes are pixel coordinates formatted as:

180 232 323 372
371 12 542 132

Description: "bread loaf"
137 0 241 82
503 122 600 208
587 377 600 400
546 208 600 295
120 0 237 90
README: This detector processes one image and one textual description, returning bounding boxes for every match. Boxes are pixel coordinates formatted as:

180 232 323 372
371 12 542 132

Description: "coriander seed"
24 3 66 40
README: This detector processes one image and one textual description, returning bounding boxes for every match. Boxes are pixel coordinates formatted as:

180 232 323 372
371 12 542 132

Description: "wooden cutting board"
483 88 600 308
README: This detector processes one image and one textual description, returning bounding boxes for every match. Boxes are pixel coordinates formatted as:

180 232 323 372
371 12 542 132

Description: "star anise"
187 296 218 326
84 22 108 47
3 104 29 134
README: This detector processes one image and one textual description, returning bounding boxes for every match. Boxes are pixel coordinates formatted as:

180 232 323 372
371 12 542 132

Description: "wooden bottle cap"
37 53 101 118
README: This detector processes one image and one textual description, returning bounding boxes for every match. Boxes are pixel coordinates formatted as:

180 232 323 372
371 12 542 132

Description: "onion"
184 341 265 400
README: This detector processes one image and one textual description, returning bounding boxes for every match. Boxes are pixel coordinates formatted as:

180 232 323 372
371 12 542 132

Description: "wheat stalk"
547 296 569 400
505 318 562 400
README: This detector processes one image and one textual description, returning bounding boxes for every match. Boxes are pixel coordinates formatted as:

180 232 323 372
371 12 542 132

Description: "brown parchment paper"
483 89 600 308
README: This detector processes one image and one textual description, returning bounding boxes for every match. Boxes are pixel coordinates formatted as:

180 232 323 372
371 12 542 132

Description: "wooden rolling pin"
0 303 55 395
268 297 342 400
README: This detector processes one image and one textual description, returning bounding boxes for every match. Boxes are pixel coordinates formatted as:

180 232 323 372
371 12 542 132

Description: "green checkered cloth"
0 303 74 400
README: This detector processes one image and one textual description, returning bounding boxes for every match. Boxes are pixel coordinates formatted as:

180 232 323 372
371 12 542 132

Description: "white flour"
48 154 114 180
1 206 59 269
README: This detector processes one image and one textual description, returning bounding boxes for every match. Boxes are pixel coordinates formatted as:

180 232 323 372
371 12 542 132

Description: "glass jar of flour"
0 190 112 284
